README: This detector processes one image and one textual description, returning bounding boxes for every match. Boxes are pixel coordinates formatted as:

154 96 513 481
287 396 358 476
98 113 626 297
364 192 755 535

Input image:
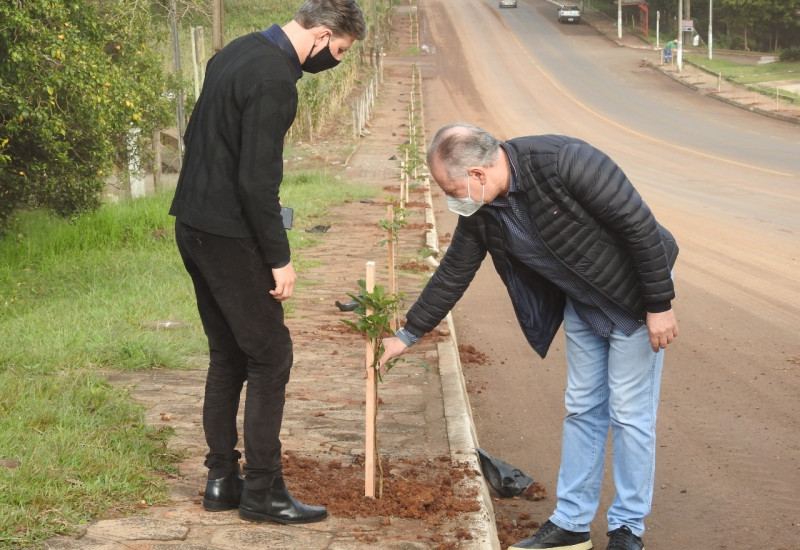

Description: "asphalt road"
416 0 800 548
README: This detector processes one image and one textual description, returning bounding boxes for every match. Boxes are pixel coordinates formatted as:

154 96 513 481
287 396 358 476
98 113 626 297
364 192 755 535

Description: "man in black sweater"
170 0 366 525
379 122 679 550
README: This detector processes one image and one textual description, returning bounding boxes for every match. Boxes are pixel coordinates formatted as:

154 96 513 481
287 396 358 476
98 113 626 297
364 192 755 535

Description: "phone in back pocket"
280 206 294 230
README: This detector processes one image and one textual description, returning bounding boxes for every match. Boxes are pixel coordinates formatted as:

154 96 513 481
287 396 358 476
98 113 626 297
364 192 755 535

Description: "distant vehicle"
499 0 517 8
558 3 581 23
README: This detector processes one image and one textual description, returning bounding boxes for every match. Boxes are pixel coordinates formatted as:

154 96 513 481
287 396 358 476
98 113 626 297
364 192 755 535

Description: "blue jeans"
550 298 664 538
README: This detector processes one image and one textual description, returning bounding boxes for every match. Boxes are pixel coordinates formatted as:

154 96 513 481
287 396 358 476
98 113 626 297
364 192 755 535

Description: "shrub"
779 46 800 62
0 0 173 229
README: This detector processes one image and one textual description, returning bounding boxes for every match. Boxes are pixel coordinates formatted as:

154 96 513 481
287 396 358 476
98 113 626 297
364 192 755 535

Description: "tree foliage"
0 0 173 229
708 0 800 51
613 0 800 52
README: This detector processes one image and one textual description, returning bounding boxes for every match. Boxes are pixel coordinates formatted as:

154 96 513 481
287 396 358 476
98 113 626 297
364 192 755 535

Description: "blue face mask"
446 172 485 217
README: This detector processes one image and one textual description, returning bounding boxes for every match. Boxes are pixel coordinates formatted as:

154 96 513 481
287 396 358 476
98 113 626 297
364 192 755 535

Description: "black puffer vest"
405 135 678 358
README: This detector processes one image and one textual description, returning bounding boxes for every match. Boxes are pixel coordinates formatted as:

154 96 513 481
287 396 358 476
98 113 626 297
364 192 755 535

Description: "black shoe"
509 520 592 549
238 476 327 525
202 470 244 511
606 526 644 550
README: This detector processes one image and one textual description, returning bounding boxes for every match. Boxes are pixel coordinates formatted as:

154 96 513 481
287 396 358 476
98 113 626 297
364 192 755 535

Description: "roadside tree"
0 0 173 229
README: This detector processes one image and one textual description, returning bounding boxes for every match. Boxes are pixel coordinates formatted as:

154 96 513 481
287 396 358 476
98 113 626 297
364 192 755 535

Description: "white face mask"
446 172 485 217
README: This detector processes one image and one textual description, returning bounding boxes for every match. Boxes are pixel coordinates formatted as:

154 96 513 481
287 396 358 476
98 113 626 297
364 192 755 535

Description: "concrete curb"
438 320 502 550
645 60 800 126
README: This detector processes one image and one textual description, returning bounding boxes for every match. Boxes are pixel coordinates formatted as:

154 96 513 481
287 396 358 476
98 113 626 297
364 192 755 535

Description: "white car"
499 0 518 8
558 3 581 23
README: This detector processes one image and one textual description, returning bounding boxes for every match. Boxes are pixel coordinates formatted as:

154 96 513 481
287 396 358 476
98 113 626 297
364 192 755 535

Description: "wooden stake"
364 261 377 498
387 206 397 332
399 160 406 206
403 148 409 209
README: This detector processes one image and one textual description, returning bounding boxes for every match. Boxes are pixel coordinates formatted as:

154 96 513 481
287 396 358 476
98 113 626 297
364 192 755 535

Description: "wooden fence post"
364 261 377 498
152 130 162 193
212 0 225 52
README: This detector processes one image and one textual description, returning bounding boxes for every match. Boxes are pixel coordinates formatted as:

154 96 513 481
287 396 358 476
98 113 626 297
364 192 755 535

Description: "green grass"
0 371 180 547
0 194 205 373
224 0 296 38
0 172 376 547
685 54 800 102
685 54 800 85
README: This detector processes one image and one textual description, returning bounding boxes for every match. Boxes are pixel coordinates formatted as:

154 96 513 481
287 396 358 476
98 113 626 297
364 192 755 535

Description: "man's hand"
376 337 408 376
646 310 679 352
270 261 297 302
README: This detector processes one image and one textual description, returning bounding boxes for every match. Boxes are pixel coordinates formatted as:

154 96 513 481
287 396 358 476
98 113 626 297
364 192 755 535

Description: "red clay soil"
491 482 549 548
458 344 489 365
397 260 431 272
283 451 481 549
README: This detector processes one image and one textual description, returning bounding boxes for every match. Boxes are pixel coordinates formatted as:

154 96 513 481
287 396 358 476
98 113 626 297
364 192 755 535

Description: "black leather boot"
238 476 327 524
202 470 244 511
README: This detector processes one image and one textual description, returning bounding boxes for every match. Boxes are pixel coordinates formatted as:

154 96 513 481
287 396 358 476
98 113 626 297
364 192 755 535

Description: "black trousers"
175 221 292 490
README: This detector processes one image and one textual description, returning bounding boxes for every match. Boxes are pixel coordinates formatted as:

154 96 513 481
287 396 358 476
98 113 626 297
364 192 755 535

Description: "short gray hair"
426 122 501 181
294 0 367 41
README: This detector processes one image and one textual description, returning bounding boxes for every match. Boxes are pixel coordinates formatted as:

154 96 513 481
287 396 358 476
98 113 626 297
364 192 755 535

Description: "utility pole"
677 0 683 71
686 0 691 42
617 0 622 39
656 10 660 48
708 0 713 59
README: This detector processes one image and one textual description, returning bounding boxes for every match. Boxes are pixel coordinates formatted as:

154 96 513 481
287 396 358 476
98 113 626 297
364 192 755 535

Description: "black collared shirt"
261 24 302 80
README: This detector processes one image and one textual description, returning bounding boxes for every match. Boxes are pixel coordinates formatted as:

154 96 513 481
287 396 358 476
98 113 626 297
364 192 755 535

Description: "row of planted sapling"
398 64 426 208
341 60 430 499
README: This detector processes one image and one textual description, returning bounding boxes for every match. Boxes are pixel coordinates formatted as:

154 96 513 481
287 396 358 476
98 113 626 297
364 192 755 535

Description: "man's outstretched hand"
376 336 408 376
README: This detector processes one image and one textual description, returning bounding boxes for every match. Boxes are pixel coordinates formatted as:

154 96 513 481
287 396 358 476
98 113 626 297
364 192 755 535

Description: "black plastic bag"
476 448 535 498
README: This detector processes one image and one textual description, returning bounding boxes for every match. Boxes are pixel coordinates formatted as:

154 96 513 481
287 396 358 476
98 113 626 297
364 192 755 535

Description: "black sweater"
170 32 300 265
